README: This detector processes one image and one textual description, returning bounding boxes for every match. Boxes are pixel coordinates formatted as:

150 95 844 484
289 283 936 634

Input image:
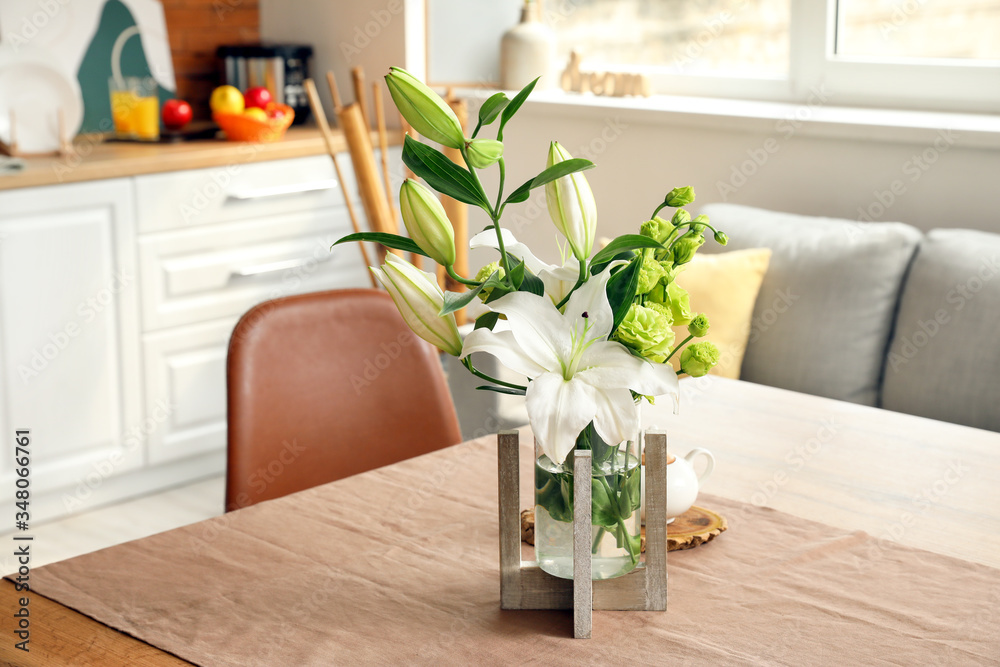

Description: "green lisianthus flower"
671 208 691 226
637 250 668 294
649 281 692 326
614 303 673 358
688 313 710 337
475 261 504 301
679 341 720 377
665 186 695 207
642 328 677 363
639 217 673 244
672 234 705 265
690 214 710 234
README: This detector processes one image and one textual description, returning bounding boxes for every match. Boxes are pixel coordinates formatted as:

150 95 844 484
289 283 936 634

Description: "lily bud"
466 138 504 169
714 230 729 246
371 254 463 356
544 141 597 262
385 67 465 149
688 313 710 337
665 186 695 208
399 179 456 266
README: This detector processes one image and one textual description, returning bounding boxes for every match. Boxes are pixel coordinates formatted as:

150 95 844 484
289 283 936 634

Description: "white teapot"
641 447 715 523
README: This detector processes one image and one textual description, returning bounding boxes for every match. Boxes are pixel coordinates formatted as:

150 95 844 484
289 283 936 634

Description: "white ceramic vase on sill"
500 0 556 91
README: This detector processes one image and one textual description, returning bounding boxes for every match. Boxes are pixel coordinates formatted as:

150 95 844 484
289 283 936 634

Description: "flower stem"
446 265 479 286
665 334 694 362
460 146 513 289
462 356 527 391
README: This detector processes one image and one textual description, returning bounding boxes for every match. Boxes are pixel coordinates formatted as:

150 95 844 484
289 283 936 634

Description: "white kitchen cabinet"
0 151 382 524
0 180 143 503
142 318 236 466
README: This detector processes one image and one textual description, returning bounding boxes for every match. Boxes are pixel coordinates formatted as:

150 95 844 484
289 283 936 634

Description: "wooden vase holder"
498 430 667 639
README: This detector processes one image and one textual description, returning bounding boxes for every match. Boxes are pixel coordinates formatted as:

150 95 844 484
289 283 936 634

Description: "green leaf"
475 385 527 396
606 258 641 333
590 478 618 527
441 287 485 315
624 465 642 513
332 232 430 257
484 283 515 304
474 312 500 330
590 234 665 270
401 136 490 210
536 468 572 523
508 257 525 289
499 77 539 135
474 92 510 137
504 158 595 205
519 271 545 296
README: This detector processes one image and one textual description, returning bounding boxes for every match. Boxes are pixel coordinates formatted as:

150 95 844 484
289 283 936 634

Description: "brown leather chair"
225 289 462 510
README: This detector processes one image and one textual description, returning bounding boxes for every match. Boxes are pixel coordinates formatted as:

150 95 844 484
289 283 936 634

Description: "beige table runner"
22 433 1000 666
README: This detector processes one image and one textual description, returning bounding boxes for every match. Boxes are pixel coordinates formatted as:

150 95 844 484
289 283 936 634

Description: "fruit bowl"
213 104 294 143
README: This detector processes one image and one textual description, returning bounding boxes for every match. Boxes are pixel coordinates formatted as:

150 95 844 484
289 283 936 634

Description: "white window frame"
631 0 1000 113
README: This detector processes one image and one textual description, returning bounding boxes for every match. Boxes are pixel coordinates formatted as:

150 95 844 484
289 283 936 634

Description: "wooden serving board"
521 505 727 553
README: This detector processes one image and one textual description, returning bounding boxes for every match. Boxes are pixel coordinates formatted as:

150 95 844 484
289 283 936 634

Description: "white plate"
0 47 83 154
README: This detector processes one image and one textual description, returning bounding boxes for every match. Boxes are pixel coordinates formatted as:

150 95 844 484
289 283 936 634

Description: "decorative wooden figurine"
559 51 651 98
497 430 667 638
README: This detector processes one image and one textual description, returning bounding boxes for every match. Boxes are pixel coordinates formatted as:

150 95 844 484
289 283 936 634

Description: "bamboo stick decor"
303 78 377 288
327 69 399 263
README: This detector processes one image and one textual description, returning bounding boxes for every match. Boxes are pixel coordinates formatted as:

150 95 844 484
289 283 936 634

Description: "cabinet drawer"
138 207 370 331
143 319 235 465
135 155 354 233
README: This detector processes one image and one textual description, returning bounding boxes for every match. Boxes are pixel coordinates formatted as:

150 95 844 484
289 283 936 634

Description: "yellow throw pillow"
669 248 771 379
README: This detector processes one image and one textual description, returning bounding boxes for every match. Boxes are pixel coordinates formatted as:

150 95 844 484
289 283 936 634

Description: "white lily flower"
461 266 679 464
372 254 463 356
469 228 579 308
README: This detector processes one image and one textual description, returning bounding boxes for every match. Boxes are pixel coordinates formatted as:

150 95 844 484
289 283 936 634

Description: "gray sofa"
446 204 1000 438
700 204 1000 432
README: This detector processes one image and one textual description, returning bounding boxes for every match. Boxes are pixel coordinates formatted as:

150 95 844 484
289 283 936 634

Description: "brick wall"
161 0 260 118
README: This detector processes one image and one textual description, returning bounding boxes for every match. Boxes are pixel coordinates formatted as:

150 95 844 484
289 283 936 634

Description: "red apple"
162 99 193 130
244 86 273 110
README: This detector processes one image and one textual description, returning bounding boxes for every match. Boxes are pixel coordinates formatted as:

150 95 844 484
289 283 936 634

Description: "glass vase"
533 419 642 580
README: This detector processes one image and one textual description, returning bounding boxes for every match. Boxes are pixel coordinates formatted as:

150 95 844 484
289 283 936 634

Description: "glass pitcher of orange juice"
109 77 159 141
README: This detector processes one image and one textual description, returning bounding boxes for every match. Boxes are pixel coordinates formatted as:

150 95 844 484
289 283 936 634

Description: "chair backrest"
225 289 462 510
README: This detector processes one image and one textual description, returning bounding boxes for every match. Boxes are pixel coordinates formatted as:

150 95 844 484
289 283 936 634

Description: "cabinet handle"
229 253 333 280
225 179 338 201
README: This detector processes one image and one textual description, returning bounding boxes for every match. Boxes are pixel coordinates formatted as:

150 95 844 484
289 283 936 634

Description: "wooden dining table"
3 376 999 665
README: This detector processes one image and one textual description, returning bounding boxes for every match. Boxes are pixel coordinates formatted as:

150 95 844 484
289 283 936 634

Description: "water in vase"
534 452 642 580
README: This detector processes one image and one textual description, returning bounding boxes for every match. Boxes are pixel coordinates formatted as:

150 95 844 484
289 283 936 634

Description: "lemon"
210 85 244 114
242 107 269 122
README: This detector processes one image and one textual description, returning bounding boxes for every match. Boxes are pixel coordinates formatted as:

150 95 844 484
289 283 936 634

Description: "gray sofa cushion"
881 229 1000 431
699 204 921 405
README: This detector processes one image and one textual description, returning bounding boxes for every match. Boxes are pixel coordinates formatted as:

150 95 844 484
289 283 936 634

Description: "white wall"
468 100 1000 268
260 0 416 125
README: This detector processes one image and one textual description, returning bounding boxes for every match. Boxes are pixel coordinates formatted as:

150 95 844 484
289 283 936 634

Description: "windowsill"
462 88 1000 150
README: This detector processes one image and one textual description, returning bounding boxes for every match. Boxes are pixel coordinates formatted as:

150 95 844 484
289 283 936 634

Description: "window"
550 0 1000 112
836 0 1000 61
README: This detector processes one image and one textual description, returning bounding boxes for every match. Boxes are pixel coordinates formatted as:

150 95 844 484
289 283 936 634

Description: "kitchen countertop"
0 127 387 191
